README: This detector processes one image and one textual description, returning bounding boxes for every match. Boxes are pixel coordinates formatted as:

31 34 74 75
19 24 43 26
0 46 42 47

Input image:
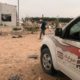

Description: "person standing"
39 19 47 39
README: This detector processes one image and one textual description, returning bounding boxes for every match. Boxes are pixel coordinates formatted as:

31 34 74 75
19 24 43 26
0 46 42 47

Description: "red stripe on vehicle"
54 39 80 57
65 46 80 57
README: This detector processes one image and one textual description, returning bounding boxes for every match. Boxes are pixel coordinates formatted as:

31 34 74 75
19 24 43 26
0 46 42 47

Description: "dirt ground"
0 29 71 80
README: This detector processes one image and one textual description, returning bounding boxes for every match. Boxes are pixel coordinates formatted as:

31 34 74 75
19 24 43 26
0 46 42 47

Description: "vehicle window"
69 21 80 41
70 22 80 35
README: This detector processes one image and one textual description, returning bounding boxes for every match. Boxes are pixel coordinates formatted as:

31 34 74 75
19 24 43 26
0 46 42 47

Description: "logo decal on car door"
54 39 80 72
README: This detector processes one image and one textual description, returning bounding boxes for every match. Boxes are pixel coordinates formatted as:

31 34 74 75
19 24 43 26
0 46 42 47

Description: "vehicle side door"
55 17 80 80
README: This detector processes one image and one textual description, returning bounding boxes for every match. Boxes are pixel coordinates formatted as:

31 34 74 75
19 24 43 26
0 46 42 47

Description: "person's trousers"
40 29 45 39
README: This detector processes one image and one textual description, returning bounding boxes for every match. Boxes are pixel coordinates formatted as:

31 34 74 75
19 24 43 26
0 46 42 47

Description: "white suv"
40 16 80 80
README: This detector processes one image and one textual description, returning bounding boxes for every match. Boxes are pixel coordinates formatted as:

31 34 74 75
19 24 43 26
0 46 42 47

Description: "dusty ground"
0 28 71 80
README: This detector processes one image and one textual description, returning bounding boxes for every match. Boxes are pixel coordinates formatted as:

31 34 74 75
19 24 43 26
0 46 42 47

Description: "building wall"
0 3 2 25
0 3 17 26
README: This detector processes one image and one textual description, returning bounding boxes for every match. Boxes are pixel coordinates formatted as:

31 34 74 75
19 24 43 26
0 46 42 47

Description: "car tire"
41 48 56 75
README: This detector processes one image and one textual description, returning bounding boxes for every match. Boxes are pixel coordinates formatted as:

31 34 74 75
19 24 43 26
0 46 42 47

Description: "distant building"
0 3 17 26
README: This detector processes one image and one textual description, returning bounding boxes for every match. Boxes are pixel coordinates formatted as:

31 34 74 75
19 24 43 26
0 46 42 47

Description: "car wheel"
41 48 56 75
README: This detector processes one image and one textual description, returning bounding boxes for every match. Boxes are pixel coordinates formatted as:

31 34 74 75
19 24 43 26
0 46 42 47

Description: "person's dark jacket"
41 21 47 30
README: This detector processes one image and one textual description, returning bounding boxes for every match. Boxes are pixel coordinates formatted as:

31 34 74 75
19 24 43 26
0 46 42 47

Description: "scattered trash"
0 31 2 35
8 74 23 80
12 35 22 38
28 54 38 59
31 69 36 75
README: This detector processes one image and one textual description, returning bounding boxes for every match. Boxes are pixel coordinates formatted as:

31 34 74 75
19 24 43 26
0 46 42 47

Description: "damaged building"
0 3 17 26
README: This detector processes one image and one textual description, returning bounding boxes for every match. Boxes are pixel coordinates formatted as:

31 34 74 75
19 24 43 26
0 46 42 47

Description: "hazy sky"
0 0 80 18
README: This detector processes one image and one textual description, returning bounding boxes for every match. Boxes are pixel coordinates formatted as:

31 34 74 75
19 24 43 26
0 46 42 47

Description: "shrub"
13 27 22 31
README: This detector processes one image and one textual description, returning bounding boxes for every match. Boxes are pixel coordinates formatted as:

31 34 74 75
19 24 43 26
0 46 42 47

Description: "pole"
18 0 19 26
56 15 59 28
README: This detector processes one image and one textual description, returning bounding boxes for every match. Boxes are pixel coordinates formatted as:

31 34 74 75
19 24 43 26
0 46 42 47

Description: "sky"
0 0 80 18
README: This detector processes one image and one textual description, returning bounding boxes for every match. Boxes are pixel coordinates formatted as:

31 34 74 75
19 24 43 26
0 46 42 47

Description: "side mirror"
55 28 62 37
